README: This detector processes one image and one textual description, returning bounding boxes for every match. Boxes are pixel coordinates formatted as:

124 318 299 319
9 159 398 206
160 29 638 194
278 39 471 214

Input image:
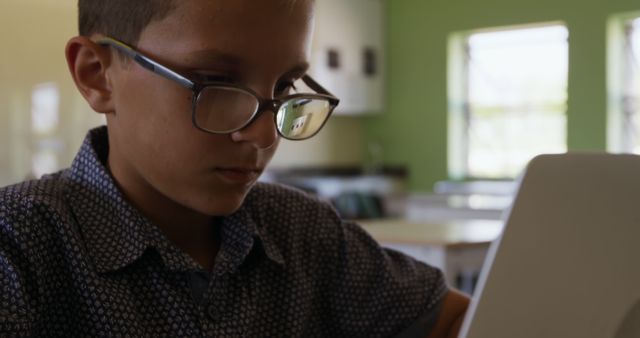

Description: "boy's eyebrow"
182 48 245 67
283 62 310 78
182 49 310 77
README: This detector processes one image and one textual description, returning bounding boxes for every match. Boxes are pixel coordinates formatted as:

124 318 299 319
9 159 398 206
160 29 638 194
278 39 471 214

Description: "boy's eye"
275 81 296 96
194 73 234 84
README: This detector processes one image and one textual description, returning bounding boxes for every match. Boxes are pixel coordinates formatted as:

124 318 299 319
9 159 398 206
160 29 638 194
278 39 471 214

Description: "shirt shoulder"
246 181 338 217
0 172 71 226
0 173 74 333
243 182 343 244
244 182 448 336
0 172 75 262
0 172 68 207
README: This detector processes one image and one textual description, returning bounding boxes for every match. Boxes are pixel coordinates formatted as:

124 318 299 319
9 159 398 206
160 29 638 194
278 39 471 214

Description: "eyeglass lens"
195 87 259 133
194 87 331 140
276 98 331 140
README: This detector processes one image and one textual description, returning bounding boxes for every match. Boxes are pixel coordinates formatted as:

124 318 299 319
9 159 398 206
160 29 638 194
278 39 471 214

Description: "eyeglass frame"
95 36 340 140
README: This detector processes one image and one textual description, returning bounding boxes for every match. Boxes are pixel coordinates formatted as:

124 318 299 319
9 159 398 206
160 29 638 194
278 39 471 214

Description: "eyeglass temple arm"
96 37 195 90
97 38 339 106
302 75 339 104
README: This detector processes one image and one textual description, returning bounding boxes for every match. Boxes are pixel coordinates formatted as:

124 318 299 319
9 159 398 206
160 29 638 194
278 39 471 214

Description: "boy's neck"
107 158 220 271
133 191 220 271
149 205 220 271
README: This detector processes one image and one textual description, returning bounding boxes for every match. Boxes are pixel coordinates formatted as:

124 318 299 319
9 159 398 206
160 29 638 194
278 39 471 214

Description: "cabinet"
310 0 385 115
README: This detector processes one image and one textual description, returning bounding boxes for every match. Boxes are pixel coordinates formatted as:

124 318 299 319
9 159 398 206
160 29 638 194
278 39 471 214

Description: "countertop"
356 218 504 248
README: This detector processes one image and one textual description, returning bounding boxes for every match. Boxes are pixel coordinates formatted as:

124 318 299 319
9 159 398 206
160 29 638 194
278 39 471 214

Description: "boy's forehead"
141 0 314 52
136 0 314 75
167 0 314 29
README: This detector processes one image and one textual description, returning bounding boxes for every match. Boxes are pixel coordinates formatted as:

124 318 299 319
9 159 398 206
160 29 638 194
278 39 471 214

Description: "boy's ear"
65 36 115 114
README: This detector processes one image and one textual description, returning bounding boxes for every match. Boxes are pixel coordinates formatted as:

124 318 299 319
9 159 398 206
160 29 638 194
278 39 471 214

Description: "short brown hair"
78 0 176 45
78 0 311 45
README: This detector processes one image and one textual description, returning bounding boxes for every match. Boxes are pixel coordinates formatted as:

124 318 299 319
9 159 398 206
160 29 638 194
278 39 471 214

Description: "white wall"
0 0 104 186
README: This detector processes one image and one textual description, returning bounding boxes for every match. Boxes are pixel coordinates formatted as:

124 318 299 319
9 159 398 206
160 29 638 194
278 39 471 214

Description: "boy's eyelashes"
275 81 297 96
193 73 235 83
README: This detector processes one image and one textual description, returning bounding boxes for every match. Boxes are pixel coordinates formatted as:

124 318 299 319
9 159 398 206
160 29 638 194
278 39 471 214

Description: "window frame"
607 13 640 154
448 22 569 180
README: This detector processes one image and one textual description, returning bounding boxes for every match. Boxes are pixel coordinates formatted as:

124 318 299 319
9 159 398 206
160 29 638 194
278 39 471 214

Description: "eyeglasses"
96 37 339 140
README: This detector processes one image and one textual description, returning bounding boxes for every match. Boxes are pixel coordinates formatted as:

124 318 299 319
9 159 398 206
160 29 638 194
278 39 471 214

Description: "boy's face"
105 0 314 216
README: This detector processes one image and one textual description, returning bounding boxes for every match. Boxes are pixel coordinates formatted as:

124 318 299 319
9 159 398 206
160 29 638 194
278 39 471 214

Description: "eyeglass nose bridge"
257 98 282 114
245 98 282 124
236 98 283 134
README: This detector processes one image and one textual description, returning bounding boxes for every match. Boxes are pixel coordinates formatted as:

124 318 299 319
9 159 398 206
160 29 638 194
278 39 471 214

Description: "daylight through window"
455 25 569 178
622 18 640 153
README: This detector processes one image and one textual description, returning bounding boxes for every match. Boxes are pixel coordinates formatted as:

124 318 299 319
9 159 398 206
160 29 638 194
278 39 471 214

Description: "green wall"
364 0 640 191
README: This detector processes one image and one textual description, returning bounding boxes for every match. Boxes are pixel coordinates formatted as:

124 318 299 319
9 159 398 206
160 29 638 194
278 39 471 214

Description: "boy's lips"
214 167 261 184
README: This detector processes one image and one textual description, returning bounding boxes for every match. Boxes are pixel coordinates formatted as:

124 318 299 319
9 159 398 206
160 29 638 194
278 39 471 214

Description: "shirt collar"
216 206 285 276
63 126 284 274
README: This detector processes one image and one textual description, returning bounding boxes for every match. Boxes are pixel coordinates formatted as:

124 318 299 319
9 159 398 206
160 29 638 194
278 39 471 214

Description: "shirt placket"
200 250 260 337
201 272 242 337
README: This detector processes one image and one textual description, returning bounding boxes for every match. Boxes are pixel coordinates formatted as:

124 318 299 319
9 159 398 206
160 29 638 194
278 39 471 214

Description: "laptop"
458 152 640 338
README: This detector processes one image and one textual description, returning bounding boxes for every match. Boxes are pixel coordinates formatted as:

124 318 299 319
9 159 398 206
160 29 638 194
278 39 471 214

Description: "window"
30 83 62 178
621 18 640 153
31 148 59 179
449 24 569 179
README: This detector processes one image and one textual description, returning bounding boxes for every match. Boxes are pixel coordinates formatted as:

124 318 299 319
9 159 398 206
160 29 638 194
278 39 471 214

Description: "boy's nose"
229 108 279 149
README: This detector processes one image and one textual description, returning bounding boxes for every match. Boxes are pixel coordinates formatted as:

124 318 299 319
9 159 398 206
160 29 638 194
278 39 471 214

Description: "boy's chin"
188 189 252 217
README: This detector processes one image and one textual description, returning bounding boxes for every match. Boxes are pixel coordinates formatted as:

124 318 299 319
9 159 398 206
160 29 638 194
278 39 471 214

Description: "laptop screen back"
459 153 640 338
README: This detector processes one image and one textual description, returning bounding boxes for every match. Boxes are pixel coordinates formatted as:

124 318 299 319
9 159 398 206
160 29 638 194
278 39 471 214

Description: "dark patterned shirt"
0 127 447 337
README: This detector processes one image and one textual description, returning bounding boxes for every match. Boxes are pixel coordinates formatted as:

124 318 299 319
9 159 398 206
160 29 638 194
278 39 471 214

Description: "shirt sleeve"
323 219 448 337
0 202 36 337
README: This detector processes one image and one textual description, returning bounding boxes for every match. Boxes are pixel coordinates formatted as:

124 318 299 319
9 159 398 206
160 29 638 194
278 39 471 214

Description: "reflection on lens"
194 87 259 133
277 98 331 140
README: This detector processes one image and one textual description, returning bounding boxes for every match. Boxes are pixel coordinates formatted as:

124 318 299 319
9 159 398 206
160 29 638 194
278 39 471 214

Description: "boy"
0 0 469 336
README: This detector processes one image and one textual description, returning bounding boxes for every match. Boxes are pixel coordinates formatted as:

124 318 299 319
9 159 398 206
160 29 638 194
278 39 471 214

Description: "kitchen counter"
357 218 504 247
